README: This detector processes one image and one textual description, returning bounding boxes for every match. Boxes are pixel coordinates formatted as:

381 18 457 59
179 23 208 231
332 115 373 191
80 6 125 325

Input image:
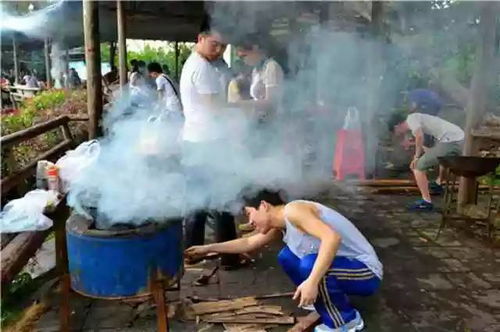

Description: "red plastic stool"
333 129 365 180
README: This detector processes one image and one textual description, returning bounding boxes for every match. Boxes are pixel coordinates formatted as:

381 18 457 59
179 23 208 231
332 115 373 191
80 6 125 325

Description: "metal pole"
44 38 52 88
83 0 103 139
12 35 19 85
117 0 128 88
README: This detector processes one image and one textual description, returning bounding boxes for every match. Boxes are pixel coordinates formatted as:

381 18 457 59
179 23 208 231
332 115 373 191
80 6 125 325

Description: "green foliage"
126 42 193 77
1 89 88 177
1 273 34 326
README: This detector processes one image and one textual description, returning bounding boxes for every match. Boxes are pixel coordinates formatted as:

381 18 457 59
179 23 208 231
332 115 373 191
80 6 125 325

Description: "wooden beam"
83 0 103 139
44 38 51 88
117 0 128 89
287 312 320 332
458 2 498 205
12 35 19 84
1 230 51 289
174 41 179 81
109 42 116 69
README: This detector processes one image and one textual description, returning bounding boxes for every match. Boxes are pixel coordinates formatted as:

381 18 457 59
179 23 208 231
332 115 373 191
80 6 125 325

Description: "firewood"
235 305 284 316
287 312 321 332
204 314 295 324
357 179 415 187
191 297 258 315
223 323 277 332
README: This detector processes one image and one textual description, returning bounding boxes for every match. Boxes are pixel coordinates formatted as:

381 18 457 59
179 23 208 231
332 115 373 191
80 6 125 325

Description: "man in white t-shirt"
147 62 182 115
393 113 464 211
180 27 239 268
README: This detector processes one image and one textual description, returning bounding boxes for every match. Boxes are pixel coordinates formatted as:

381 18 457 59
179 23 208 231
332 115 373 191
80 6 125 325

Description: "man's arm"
413 127 424 158
185 229 281 258
286 202 341 306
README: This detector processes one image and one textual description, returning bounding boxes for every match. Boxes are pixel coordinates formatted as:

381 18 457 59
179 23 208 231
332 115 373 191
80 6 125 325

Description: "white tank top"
282 200 383 279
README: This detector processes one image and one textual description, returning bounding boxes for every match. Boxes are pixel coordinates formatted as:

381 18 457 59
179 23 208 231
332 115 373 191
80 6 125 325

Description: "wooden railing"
1 115 87 290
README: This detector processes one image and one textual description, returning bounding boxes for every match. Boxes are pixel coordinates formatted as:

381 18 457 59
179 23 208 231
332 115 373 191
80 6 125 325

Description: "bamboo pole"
117 0 127 88
83 0 103 139
12 35 19 84
44 38 51 88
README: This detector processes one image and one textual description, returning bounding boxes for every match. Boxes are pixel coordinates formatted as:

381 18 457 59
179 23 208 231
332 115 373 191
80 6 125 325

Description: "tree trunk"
12 35 19 84
458 2 498 205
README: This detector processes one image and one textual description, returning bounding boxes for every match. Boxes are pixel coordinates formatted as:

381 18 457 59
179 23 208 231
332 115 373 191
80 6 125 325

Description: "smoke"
0 0 66 40
65 1 496 228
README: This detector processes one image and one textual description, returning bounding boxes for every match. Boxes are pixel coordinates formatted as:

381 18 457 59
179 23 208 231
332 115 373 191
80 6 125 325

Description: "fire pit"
66 212 183 299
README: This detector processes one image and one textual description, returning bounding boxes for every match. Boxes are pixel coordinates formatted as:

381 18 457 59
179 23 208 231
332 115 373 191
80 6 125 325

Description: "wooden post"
174 41 179 81
117 0 128 88
364 1 385 179
83 0 103 139
12 35 19 84
109 42 116 69
458 2 498 205
44 38 52 88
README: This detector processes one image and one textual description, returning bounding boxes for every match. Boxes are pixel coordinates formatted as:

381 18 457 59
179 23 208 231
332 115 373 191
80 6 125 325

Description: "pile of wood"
188 296 295 331
358 179 491 195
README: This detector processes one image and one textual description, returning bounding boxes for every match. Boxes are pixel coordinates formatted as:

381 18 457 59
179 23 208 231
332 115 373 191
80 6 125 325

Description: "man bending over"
185 191 382 332
392 112 464 211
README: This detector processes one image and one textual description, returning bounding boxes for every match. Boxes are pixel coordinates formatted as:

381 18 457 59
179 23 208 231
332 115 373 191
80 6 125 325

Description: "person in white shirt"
147 62 182 115
186 190 382 332
180 27 239 268
23 71 39 88
235 33 284 116
392 112 464 211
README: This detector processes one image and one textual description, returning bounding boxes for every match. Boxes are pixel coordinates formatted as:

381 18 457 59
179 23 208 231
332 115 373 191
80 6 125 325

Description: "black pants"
185 210 238 266
183 140 238 266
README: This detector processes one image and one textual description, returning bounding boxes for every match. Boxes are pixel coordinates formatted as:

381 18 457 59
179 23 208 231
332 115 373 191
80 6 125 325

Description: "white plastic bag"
56 140 100 193
0 190 59 233
342 107 361 130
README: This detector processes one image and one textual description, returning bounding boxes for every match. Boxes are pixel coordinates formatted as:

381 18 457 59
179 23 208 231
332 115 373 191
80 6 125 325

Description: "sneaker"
429 182 443 195
314 310 364 332
408 199 434 211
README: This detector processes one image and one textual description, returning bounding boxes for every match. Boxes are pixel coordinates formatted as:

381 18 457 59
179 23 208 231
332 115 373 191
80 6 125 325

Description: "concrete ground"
35 185 500 332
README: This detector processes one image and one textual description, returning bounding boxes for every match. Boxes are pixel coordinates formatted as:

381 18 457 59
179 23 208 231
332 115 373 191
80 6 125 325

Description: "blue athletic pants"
278 245 381 328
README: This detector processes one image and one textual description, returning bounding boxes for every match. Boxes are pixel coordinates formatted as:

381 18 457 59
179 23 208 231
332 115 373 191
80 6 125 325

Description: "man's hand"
410 157 419 170
184 245 211 261
293 278 319 307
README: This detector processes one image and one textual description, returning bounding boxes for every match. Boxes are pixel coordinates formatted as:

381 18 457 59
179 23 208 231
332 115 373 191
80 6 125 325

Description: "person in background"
391 112 464 211
403 89 446 194
147 62 182 115
23 70 39 88
180 27 240 269
186 190 382 332
66 68 81 89
235 33 284 115
212 44 232 102
104 66 119 86
128 59 138 81
227 69 252 103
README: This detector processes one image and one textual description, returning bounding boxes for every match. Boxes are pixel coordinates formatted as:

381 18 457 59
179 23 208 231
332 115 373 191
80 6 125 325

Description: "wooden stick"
287 312 321 332
204 315 295 325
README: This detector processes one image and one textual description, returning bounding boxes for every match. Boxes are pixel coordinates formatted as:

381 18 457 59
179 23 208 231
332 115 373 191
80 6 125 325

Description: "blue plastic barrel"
66 213 183 299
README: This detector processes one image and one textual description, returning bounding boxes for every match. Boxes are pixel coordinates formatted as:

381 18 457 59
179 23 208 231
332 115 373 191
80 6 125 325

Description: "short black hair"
243 189 286 208
147 62 162 74
388 111 407 133
130 59 138 66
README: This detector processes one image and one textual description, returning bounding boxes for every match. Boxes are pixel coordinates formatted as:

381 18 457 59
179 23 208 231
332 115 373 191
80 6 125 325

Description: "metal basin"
66 213 183 299
438 156 500 178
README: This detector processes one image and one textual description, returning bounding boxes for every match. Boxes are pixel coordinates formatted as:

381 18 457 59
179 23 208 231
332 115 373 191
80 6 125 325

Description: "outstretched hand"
184 245 211 261
293 278 319 307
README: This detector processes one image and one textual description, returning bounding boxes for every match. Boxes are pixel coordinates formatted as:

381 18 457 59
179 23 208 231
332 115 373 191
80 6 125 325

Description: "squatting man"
185 191 383 332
